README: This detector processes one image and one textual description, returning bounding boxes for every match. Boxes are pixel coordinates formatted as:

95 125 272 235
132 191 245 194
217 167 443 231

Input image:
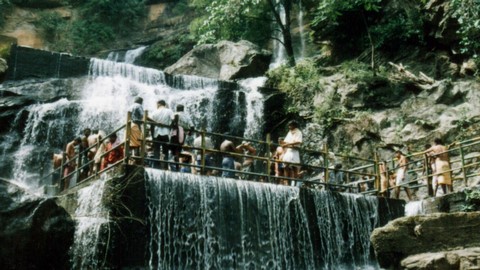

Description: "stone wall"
5 45 90 81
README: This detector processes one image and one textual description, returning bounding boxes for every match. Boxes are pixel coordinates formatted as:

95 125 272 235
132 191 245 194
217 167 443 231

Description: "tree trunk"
282 0 296 66
267 0 296 67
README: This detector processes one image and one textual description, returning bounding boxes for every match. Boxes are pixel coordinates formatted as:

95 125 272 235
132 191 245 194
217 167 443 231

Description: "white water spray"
70 180 109 269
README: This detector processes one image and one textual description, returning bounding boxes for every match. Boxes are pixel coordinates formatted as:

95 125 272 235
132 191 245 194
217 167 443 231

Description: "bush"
69 21 115 55
0 0 12 28
450 0 480 65
80 0 146 36
35 11 66 42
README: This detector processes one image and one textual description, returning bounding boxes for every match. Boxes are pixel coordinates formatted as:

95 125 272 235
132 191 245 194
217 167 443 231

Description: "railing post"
201 129 206 175
374 152 380 193
323 144 329 185
140 110 148 164
459 144 468 187
124 112 131 164
60 152 66 193
266 133 272 183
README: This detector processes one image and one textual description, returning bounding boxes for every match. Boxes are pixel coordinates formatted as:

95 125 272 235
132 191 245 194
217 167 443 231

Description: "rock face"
0 179 75 269
165 40 271 80
401 248 480 270
370 212 480 269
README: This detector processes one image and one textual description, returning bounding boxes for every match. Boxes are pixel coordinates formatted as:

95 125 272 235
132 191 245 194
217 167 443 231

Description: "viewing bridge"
44 111 480 200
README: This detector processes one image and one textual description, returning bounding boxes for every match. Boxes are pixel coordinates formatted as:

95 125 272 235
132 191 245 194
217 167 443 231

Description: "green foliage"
450 0 480 62
0 0 12 28
462 189 480 212
35 11 66 42
68 21 115 55
310 0 424 57
172 0 190 16
80 0 146 35
266 59 322 115
140 34 195 69
190 0 271 47
33 0 146 55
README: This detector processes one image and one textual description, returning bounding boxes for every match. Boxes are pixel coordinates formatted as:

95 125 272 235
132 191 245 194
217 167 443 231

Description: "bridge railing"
45 111 480 198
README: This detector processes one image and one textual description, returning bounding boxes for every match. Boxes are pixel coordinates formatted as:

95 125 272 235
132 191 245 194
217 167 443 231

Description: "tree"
191 0 300 66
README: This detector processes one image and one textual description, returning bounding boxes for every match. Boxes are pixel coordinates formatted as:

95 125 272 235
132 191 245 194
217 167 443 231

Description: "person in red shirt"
102 133 124 170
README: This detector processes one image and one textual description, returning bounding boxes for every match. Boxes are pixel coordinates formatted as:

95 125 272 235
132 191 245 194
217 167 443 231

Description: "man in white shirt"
150 100 174 169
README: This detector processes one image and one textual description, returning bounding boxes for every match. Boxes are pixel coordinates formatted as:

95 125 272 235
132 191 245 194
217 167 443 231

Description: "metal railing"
44 111 480 198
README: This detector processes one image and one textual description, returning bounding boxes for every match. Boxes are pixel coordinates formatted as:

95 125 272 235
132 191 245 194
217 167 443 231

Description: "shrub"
69 21 115 55
35 11 66 42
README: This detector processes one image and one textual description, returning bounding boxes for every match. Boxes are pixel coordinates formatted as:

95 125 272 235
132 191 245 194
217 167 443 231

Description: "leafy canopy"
190 0 271 47
450 0 480 60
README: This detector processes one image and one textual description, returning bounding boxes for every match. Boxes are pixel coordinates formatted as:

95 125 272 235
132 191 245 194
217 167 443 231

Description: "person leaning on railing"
424 138 453 196
102 133 124 170
280 120 303 184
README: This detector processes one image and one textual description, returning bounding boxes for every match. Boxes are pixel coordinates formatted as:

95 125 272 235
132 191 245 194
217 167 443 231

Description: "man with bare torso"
425 138 452 195
394 151 412 200
220 135 239 178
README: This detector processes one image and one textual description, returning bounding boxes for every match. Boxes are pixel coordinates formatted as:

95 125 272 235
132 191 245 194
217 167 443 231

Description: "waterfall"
125 46 147 64
145 169 381 269
70 179 109 269
270 1 287 69
106 46 147 64
2 58 256 190
405 200 425 216
297 0 306 59
239 77 267 140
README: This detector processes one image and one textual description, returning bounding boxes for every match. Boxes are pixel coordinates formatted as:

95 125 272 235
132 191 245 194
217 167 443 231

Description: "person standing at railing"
272 137 286 185
150 100 174 170
394 150 412 200
175 104 194 146
236 141 257 180
170 114 185 171
378 160 389 197
281 120 303 185
423 144 435 197
63 137 82 190
193 132 214 175
220 133 240 178
102 133 124 170
425 138 452 196
129 97 145 162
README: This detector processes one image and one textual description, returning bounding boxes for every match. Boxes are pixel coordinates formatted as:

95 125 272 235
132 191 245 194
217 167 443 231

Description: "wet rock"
0 179 74 270
165 40 271 80
460 59 478 77
370 212 480 269
401 247 480 270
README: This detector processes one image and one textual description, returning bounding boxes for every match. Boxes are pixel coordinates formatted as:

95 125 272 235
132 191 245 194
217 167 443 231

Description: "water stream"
145 169 381 269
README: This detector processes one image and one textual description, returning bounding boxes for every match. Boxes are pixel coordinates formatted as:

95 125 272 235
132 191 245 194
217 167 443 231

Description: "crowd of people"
53 96 456 199
376 138 454 200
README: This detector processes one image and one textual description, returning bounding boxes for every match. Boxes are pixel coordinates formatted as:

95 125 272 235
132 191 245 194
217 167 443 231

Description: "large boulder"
401 248 480 270
0 179 74 269
165 40 271 80
370 212 480 269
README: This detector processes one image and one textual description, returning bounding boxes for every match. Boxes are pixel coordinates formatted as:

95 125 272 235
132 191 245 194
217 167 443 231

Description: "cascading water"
106 46 147 64
405 200 425 216
70 179 109 269
145 169 382 269
239 77 267 141
2 58 248 191
297 0 306 59
270 2 287 69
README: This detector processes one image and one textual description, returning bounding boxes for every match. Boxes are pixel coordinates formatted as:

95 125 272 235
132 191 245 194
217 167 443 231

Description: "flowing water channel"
145 169 381 269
